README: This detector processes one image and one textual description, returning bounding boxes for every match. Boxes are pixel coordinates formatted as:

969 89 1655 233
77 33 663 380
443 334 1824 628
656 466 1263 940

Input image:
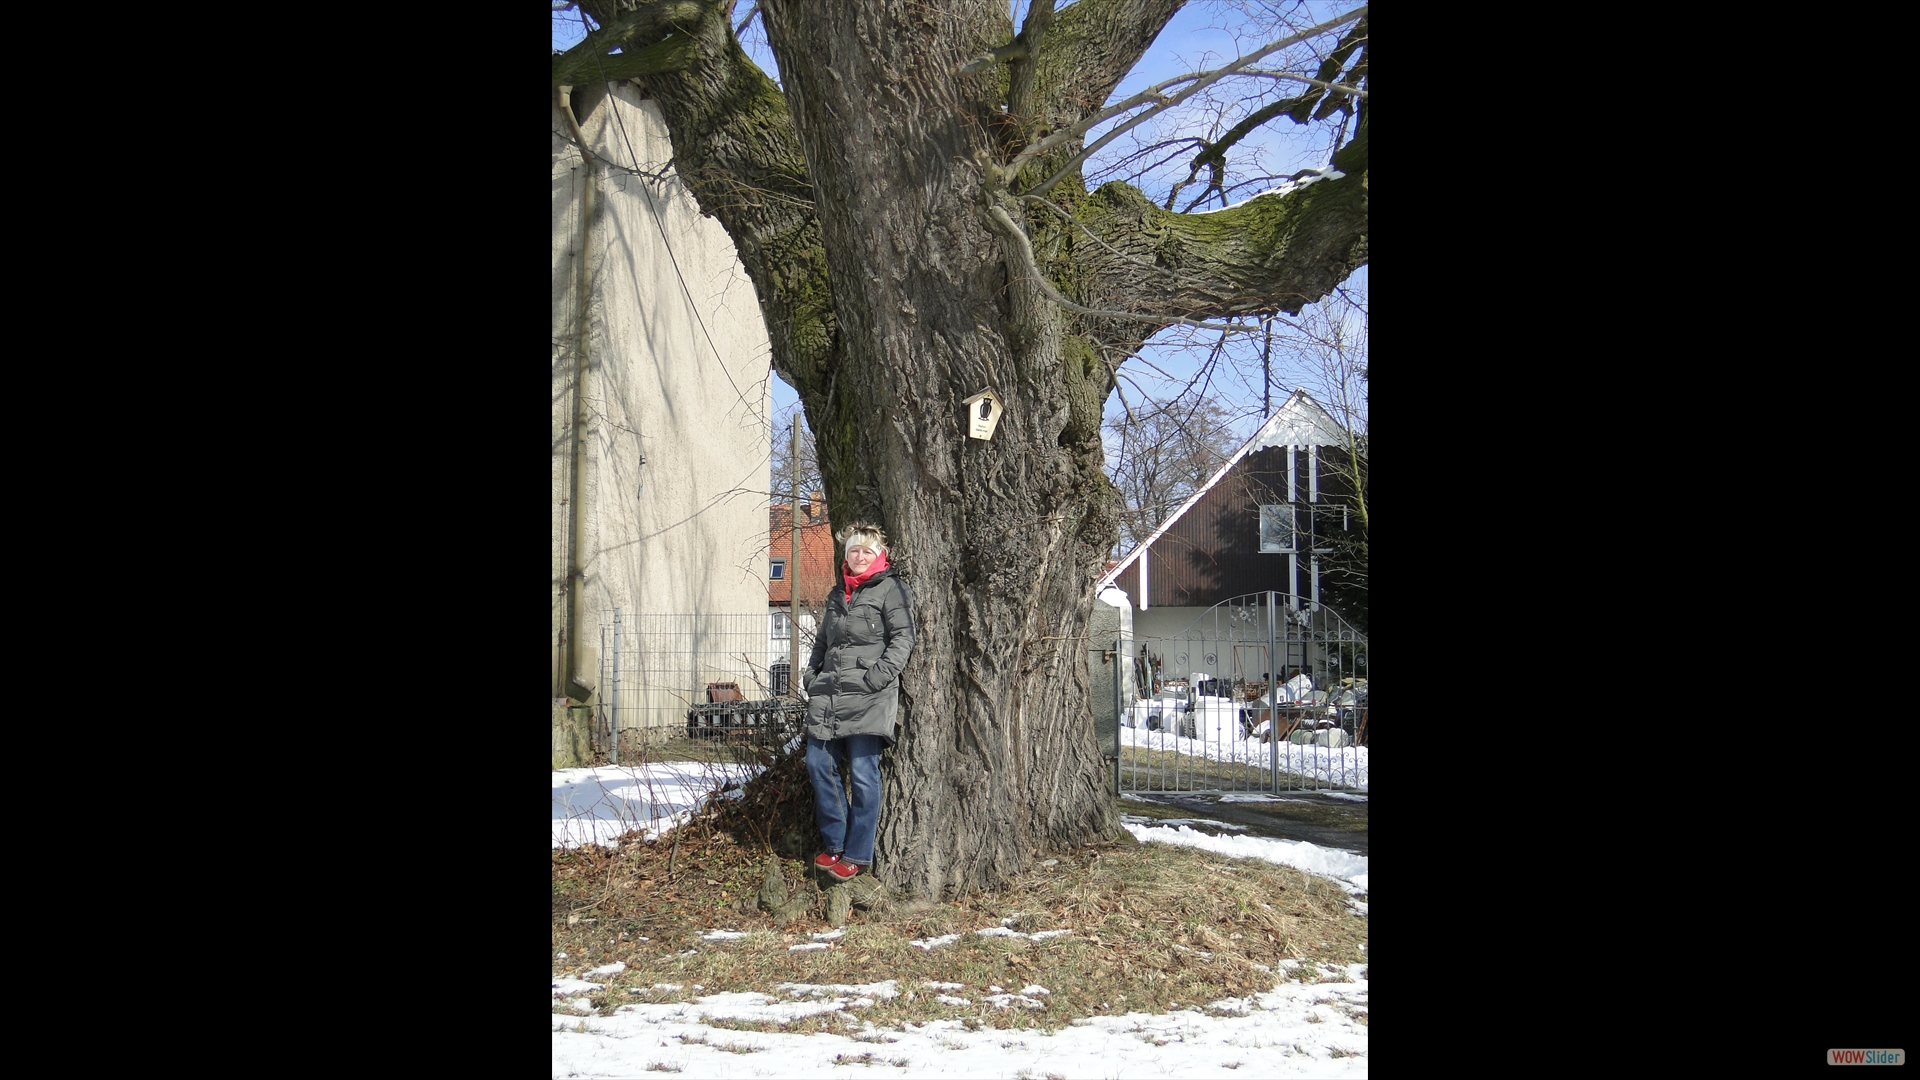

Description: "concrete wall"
1130 605 1216 645
554 84 774 764
1128 600 1350 696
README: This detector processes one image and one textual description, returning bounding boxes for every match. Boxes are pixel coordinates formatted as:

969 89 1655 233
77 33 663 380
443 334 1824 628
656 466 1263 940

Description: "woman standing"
801 522 915 882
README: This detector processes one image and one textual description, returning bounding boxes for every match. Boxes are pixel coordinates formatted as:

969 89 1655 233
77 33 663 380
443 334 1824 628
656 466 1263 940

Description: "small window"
771 559 786 580
1259 505 1295 553
772 611 792 639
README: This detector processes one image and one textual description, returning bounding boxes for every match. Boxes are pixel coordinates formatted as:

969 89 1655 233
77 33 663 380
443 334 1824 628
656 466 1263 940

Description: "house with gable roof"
1097 389 1368 646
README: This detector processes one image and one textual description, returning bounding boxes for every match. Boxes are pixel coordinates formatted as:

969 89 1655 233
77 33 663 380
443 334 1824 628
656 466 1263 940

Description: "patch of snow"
700 929 749 941
585 961 626 976
1188 168 1348 215
552 762 763 848
1119 726 1368 790
789 942 830 952
552 978 604 996
1125 822 1368 895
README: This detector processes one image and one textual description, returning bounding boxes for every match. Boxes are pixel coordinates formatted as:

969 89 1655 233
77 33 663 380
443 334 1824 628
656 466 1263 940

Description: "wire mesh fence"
595 610 814 762
1116 593 1369 795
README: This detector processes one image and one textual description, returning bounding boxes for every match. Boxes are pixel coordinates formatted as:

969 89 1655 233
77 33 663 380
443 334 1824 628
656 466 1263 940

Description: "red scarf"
842 550 890 598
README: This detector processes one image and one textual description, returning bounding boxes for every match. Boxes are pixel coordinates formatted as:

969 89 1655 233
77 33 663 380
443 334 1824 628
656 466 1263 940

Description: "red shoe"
814 852 844 869
823 858 860 881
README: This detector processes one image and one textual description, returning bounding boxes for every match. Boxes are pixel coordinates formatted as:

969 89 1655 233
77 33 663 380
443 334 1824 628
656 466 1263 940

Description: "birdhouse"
963 388 1004 440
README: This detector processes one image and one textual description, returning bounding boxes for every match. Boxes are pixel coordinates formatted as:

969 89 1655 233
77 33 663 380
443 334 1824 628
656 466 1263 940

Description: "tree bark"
570 0 1368 899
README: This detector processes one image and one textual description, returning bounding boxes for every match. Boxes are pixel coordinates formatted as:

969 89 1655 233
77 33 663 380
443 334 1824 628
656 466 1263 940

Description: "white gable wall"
554 84 773 761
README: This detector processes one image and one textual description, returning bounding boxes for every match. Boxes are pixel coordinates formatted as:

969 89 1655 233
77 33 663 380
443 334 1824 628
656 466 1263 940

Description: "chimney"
807 492 824 523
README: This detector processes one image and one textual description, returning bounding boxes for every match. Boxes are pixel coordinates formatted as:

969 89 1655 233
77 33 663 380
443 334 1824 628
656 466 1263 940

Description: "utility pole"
790 416 802 696
1262 315 1273 416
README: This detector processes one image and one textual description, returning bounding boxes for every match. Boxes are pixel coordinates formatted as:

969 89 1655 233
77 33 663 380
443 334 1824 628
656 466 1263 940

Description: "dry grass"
1118 746 1276 791
553 753 1367 1032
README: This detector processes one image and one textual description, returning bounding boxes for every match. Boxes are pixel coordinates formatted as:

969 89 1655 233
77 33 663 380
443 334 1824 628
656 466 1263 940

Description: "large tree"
554 0 1368 899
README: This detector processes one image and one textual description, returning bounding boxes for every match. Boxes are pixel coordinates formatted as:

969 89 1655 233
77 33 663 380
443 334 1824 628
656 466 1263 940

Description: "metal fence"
1115 592 1368 795
594 610 813 762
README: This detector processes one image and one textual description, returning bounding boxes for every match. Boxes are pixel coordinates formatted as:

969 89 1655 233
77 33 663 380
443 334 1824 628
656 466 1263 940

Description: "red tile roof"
770 501 836 606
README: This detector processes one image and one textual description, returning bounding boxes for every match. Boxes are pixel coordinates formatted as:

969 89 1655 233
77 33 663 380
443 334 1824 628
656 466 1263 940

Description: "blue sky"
554 1 1367 452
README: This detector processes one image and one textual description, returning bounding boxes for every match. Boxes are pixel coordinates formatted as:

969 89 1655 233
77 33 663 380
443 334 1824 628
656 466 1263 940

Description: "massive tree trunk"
559 0 1368 899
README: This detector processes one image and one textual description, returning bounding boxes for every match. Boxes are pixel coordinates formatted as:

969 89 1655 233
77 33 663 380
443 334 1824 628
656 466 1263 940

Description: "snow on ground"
553 963 1368 1078
1118 816 1367 898
552 763 1370 1076
553 761 759 848
1121 725 1369 791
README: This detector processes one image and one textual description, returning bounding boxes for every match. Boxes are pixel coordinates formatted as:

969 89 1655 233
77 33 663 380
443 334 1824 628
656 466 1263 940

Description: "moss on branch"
1070 160 1367 319
553 3 707 88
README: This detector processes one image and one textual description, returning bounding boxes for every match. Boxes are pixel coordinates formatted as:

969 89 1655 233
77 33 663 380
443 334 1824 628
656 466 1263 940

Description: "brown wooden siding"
1114 443 1364 623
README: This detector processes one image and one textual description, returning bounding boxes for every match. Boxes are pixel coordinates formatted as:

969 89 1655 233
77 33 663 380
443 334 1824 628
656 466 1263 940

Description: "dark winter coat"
803 566 916 746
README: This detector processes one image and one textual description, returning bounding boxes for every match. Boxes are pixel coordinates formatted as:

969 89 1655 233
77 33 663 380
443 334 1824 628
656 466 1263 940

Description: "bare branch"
1009 5 1367 197
1238 68 1369 99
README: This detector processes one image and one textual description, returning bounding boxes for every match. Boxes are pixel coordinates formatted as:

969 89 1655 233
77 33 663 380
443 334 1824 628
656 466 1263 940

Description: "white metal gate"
1116 592 1368 794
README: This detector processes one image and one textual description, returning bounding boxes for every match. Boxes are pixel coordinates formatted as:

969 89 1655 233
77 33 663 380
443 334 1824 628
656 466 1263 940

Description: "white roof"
1246 391 1351 450
1097 390 1353 589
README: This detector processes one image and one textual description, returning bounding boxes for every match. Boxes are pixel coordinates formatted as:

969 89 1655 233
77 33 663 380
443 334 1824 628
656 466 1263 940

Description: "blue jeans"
805 734 882 866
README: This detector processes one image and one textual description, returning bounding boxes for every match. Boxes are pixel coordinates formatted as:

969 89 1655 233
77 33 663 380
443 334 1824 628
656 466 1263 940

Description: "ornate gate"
1115 592 1368 795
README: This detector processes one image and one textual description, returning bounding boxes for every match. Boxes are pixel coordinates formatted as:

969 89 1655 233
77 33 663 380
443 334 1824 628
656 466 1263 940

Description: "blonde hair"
838 521 889 555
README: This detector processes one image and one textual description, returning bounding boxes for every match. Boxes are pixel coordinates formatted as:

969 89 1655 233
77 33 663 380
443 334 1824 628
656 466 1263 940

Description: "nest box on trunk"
963 388 1004 440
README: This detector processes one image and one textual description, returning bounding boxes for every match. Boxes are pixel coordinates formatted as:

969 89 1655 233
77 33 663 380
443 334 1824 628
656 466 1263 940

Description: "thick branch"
1027 0 1185 140
984 200 1259 334
1064 115 1367 325
1000 0 1051 129
552 2 705 87
553 34 699 85
962 40 1028 76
